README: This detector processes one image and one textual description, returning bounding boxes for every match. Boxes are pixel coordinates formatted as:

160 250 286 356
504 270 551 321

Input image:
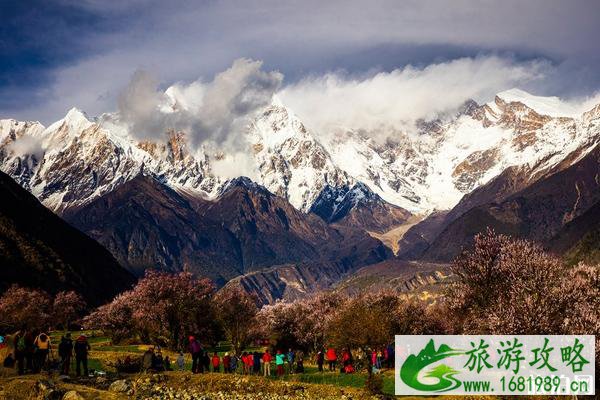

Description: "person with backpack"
58 333 73 375
188 336 202 373
326 347 337 372
74 334 91 377
14 328 28 375
34 332 52 372
262 349 272 376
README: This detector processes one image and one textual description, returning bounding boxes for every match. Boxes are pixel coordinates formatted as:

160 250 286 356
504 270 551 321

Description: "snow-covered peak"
495 88 580 118
44 107 93 137
249 102 351 211
2 88 600 219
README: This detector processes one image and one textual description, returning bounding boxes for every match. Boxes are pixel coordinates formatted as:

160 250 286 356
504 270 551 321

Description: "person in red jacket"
223 352 231 372
326 347 337 372
211 352 220 372
244 351 254 374
262 349 273 376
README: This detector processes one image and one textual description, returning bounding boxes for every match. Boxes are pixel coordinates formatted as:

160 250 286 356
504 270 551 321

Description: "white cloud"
116 58 283 151
7 135 45 159
211 151 261 181
278 56 551 139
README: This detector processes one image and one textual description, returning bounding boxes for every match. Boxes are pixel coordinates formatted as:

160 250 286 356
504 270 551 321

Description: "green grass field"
46 330 396 395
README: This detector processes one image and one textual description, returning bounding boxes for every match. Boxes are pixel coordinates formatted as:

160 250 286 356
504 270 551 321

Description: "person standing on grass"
24 330 35 373
240 352 247 374
230 353 238 373
376 349 383 370
14 328 27 375
176 352 185 371
223 352 231 372
202 350 210 373
74 334 90 377
188 336 202 373
275 350 285 377
244 351 253 374
287 348 295 374
295 350 304 373
326 347 337 372
58 333 73 375
211 352 220 372
316 349 324 372
385 343 394 369
262 349 272 376
253 351 261 375
33 332 51 372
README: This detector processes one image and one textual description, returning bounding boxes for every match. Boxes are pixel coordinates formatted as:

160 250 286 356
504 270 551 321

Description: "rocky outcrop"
309 182 412 233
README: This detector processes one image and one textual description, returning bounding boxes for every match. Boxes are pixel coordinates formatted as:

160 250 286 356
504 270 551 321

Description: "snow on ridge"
2 88 600 217
495 88 581 118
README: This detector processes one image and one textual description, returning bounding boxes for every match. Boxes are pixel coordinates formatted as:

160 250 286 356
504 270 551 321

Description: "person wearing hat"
74 334 91 377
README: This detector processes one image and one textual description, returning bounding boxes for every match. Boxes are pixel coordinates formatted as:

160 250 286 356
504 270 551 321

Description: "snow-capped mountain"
248 103 351 211
321 89 600 213
1 88 599 222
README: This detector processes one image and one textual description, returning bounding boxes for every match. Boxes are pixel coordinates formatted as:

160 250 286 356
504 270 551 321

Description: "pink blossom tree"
85 271 217 349
52 290 86 329
258 292 347 351
214 286 258 355
0 285 52 331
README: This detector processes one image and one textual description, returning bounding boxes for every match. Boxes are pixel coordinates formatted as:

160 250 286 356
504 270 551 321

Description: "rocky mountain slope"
422 141 600 262
309 182 411 233
65 175 390 285
0 171 135 305
549 200 600 266
63 174 242 283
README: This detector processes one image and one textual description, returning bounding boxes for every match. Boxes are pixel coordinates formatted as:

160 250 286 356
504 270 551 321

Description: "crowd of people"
185 336 395 376
186 338 307 376
1 328 91 376
1 329 395 378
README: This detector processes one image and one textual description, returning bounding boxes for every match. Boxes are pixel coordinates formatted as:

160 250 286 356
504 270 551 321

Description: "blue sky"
1 0 599 123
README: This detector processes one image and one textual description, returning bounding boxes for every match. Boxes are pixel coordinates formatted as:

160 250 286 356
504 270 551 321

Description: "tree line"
1 230 598 371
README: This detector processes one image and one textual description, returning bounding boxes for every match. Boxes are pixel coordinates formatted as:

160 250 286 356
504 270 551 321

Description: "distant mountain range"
1 88 599 303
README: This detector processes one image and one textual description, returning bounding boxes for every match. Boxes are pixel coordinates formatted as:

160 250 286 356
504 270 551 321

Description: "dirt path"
368 214 424 255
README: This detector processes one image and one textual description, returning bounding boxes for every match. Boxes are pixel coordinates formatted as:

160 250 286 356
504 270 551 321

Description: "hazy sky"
1 0 599 124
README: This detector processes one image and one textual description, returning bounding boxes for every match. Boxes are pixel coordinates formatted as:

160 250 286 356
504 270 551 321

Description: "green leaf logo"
400 339 465 392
